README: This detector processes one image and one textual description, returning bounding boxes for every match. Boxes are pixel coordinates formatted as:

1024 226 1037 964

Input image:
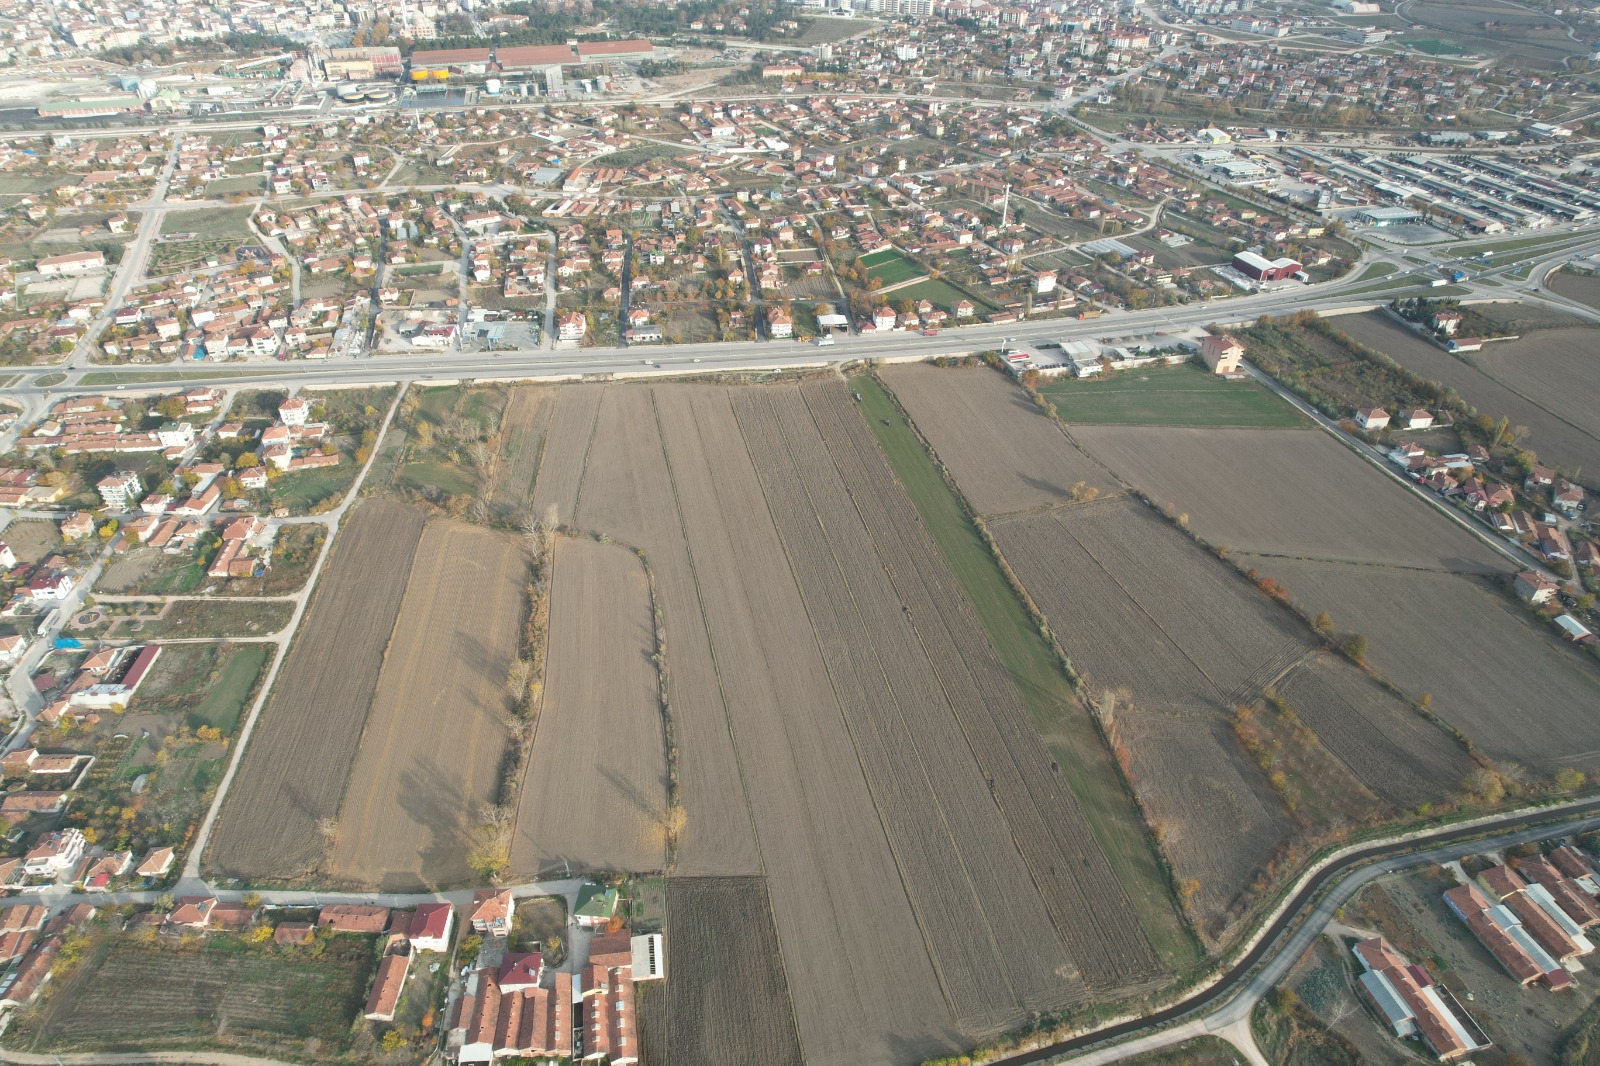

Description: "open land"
1252 558 1600 775
1 519 59 565
879 363 1115 515
511 535 668 877
520 379 1167 1064
204 498 425 883
486 385 553 519
1336 313 1600 485
11 934 374 1060
329 518 526 891
1070 425 1509 572
989 497 1307 936
1549 270 1600 311
1040 363 1307 428
636 877 804 1066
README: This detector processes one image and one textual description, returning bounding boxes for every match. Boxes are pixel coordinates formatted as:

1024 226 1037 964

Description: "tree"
380 1029 407 1054
1554 767 1585 791
1313 611 1333 636
1464 766 1506 805
1343 633 1369 663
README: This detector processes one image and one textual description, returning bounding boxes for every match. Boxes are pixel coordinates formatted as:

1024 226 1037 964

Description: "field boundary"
188 386 406 882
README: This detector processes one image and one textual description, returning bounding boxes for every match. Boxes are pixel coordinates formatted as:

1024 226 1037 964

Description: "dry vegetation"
204 499 425 883
1071 425 1507 572
510 535 669 877
328 519 527 891
880 363 1116 515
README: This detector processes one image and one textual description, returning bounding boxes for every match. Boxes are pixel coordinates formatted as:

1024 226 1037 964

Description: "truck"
816 334 834 346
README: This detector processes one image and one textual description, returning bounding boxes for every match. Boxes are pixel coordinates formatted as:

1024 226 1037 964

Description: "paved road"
997 798 1600 1065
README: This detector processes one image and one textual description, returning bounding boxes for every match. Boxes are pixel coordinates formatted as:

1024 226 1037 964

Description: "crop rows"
881 364 1115 516
1276 655 1471 808
487 385 553 515
652 386 960 1066
329 518 526 889
206 499 425 882
643 877 804 1066
512 536 668 876
800 380 1165 992
529 383 603 528
734 386 1079 1033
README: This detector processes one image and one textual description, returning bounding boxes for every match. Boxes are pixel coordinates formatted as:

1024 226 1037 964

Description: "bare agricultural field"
529 380 1161 1064
330 519 526 891
510 536 668 877
880 363 1115 515
487 385 553 518
1 520 59 565
1337 314 1600 486
1275 655 1472 810
1071 426 1507 573
1116 710 1293 936
637 877 803 1066
205 499 425 883
1549 270 1600 311
990 500 1306 933
1258 558 1600 774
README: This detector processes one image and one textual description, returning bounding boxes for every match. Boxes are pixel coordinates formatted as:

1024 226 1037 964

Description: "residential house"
469 889 514 936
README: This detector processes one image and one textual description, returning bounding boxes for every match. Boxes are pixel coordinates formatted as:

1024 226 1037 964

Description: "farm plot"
880 363 1115 515
14 935 373 1059
529 383 603 528
799 379 1165 992
1253 559 1600 774
637 877 803 1066
859 247 923 286
736 385 1086 1032
1040 364 1306 429
205 499 425 883
0 520 58 565
487 385 553 518
988 499 1319 934
1549 270 1600 311
329 519 526 891
1274 654 1471 810
1071 426 1508 573
1337 313 1600 487
1115 709 1294 936
560 388 759 877
1464 328 1600 442
510 536 668 877
643 385 961 1065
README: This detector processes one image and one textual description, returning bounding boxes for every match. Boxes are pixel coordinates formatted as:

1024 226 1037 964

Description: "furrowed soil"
1254 558 1600 773
542 385 758 875
1 520 60 565
988 498 1311 937
329 518 526 891
487 385 553 518
1337 313 1600 488
204 499 425 883
510 536 668 877
737 383 1084 1031
794 379 1162 994
637 876 803 1066
1071 425 1507 573
879 363 1115 515
531 380 1159 1064
1275 655 1472 809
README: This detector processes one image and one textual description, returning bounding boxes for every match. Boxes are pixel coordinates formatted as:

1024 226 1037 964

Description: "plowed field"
329 519 527 890
1071 425 1506 572
880 363 1115 515
487 385 553 517
1256 559 1600 773
511 536 668 876
205 498 425 883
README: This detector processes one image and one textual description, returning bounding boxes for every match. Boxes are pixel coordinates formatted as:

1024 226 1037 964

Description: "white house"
1355 406 1391 431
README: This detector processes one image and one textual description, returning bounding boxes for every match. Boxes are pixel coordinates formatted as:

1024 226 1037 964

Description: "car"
642 359 655 365
115 385 126 390
922 328 939 336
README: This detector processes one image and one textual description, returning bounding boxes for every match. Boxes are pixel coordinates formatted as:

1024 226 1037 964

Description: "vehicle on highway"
922 328 939 336
816 334 834 347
